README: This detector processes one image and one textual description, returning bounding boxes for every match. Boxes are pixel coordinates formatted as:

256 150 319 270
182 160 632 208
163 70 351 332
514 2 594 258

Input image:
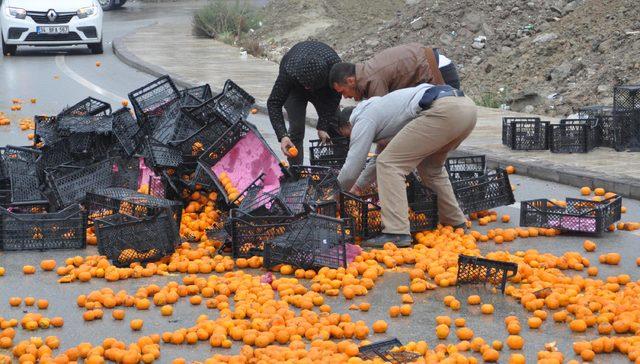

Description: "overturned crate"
520 196 622 235
198 120 286 205
452 169 515 214
456 254 518 293
263 214 352 270
214 79 256 123
95 210 180 267
85 187 183 224
0 204 87 251
128 75 181 121
445 155 486 182
358 338 421 364
228 209 297 258
59 97 111 118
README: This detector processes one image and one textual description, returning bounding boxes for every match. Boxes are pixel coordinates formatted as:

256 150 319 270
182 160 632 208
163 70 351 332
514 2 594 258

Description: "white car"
1 0 103 56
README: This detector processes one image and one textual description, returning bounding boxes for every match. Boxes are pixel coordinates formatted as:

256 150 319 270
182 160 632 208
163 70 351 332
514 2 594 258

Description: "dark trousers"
440 63 461 90
284 91 308 165
284 91 340 166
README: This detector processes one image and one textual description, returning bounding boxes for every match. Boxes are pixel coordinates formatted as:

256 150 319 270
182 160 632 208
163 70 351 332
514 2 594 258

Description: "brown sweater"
355 43 444 99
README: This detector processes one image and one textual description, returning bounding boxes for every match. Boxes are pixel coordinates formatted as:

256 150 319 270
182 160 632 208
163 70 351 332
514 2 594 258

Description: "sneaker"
361 233 413 248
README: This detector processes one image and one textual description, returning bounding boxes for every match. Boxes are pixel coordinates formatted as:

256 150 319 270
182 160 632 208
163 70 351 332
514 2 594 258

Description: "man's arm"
337 122 376 191
267 72 292 141
365 79 390 98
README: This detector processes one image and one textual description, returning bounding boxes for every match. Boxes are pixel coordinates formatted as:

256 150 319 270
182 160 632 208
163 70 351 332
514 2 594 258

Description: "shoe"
361 233 413 248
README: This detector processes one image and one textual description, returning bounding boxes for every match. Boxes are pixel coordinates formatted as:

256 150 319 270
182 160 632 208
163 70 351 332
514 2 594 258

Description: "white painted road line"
55 55 126 104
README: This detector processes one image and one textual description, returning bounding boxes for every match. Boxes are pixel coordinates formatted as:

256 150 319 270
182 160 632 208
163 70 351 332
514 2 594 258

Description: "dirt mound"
256 0 640 116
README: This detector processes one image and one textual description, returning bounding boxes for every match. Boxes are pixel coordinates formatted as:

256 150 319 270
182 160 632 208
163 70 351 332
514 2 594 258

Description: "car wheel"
98 0 115 11
1 34 17 56
114 0 127 9
88 40 104 54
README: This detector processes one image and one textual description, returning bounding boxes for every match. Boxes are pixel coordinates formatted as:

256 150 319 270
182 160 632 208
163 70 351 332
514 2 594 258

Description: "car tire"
114 0 127 9
89 40 104 54
98 0 115 11
1 34 17 56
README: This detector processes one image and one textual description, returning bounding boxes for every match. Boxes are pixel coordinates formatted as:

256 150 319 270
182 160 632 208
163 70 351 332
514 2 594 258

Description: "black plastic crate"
276 178 316 215
263 214 352 270
180 84 212 102
340 192 381 239
95 211 179 267
35 141 74 178
613 85 640 151
229 209 296 258
215 79 255 123
177 165 216 191
34 115 60 145
445 155 486 182
358 338 421 363
128 75 181 121
238 183 290 217
59 97 111 118
406 174 439 233
286 165 340 203
309 138 349 168
550 119 598 153
56 114 113 137
86 187 183 223
452 169 515 214
2 146 48 205
140 137 183 169
456 254 518 293
111 108 141 156
0 204 87 251
169 117 231 157
502 117 550 150
182 95 231 125
140 99 203 145
520 196 622 235
46 158 119 209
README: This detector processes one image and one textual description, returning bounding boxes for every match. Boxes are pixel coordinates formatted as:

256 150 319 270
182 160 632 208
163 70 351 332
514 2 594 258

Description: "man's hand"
280 136 295 157
317 130 331 143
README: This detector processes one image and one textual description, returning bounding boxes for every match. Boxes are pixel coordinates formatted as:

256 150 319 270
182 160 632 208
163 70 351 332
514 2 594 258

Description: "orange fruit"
9 297 21 306
160 305 173 316
581 349 595 361
467 295 481 305
358 302 371 312
389 306 400 318
23 265 36 274
24 297 35 306
130 319 143 331
569 319 587 332
40 260 56 271
583 240 597 252
456 327 474 341
288 147 299 158
505 166 515 174
506 335 524 350
492 340 503 351
112 310 125 320
528 317 542 329
37 299 49 309
501 215 510 223
372 320 387 333
454 318 466 327
399 304 412 316
594 188 605 196
509 353 526 364
482 348 500 362
436 324 450 339
481 304 494 314
580 186 592 195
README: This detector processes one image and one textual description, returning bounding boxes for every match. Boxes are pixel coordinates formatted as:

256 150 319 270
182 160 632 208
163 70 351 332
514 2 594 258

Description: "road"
0 2 639 363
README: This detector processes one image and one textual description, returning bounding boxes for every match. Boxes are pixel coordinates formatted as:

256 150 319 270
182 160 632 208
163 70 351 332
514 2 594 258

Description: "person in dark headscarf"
267 41 342 165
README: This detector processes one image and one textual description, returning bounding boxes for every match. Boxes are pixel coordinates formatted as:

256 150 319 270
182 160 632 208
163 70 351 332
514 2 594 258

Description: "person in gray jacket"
336 83 477 248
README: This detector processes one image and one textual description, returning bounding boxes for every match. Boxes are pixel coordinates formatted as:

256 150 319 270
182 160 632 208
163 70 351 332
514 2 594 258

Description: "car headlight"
77 5 97 19
5 7 27 19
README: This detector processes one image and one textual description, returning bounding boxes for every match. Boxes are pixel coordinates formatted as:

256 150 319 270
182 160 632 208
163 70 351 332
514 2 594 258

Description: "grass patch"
193 1 261 40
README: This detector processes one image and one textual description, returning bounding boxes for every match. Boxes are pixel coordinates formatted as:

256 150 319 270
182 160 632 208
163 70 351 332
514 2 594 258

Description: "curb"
113 26 640 200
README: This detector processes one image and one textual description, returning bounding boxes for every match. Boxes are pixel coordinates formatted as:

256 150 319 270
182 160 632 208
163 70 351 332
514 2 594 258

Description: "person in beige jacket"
328 43 460 101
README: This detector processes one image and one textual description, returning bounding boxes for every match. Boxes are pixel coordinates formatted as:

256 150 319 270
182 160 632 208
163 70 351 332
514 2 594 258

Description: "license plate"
36 26 69 35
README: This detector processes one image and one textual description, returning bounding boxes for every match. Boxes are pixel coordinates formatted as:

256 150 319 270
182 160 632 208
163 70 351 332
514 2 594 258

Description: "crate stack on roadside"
501 84 640 153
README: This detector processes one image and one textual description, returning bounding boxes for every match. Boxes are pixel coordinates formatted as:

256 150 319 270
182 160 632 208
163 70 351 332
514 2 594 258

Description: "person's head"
329 63 359 99
335 107 354 137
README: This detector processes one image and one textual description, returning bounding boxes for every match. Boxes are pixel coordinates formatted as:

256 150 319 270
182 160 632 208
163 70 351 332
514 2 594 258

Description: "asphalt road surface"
0 2 639 363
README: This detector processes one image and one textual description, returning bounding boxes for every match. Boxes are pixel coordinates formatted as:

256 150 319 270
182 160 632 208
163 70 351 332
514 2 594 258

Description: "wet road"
0 2 639 363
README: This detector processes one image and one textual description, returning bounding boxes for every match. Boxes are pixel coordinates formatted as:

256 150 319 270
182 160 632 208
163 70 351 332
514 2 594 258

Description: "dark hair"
329 62 356 86
336 106 355 128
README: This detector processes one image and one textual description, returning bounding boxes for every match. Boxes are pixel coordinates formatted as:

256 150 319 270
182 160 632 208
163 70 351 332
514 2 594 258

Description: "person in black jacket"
267 41 342 165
